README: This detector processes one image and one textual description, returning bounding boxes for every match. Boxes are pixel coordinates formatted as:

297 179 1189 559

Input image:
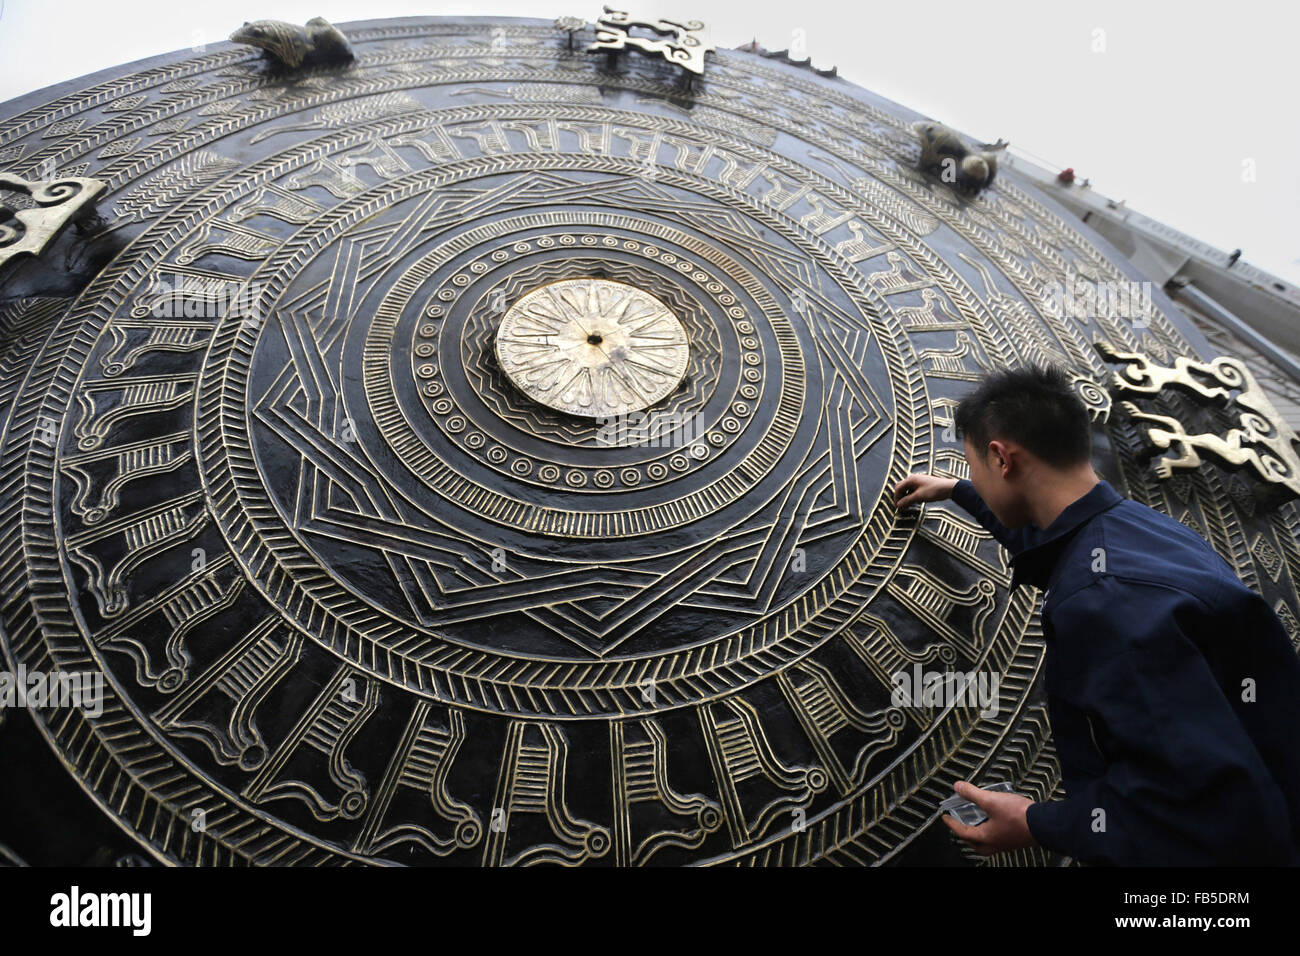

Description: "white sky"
1 0 1296 284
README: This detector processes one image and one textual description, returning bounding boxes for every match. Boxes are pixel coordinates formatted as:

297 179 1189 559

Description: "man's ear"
987 439 1011 476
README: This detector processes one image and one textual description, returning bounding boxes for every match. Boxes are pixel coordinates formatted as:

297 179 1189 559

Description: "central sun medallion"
494 277 691 418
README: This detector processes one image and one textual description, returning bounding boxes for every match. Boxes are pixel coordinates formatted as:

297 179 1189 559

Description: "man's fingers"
942 813 986 847
954 781 997 810
943 783 1032 856
941 814 970 835
892 475 925 509
947 782 990 837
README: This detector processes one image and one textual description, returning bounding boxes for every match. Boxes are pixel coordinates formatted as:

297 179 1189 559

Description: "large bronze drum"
1 15 1294 866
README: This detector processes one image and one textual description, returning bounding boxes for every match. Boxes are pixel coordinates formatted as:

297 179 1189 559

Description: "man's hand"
942 781 1039 855
892 473 958 510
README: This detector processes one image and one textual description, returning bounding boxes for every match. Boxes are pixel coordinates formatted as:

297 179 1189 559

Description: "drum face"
0 16 1272 867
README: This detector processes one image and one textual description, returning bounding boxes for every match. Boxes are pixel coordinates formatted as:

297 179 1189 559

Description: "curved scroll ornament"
1070 373 1112 424
0 172 106 273
1096 339 1300 503
587 7 713 75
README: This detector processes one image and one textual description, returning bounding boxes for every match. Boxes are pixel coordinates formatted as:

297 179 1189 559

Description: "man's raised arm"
893 473 1033 555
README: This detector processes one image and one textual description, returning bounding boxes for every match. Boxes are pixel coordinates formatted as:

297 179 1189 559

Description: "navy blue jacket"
951 477 1300 865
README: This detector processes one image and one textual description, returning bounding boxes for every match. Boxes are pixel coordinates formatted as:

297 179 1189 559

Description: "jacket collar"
1008 480 1124 590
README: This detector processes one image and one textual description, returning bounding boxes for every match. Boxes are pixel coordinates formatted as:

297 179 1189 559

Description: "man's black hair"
953 363 1092 467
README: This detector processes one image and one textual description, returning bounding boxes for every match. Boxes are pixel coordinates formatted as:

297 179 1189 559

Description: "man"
892 363 1300 865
